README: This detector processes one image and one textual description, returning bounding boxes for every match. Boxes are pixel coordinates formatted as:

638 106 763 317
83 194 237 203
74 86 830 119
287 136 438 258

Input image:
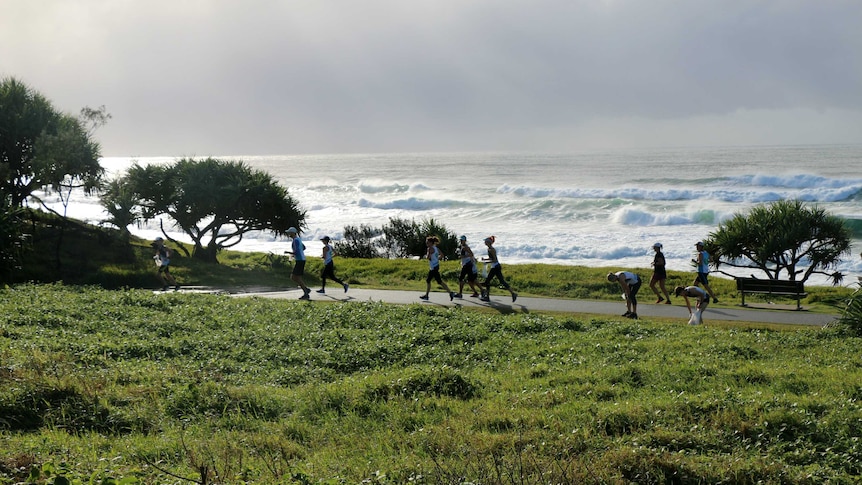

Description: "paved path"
229 287 839 326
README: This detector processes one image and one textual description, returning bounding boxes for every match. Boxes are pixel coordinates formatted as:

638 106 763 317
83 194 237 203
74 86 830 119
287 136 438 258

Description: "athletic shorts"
459 264 477 282
695 272 709 285
292 260 306 276
426 266 444 284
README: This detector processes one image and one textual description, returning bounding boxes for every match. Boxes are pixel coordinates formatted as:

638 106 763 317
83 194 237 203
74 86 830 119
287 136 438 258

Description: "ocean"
42 144 862 286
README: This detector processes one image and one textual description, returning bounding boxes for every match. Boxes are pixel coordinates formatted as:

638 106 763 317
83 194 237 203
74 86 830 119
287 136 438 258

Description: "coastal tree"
705 199 851 285
0 77 105 210
0 197 26 282
1 77 108 269
100 177 140 248
116 157 306 263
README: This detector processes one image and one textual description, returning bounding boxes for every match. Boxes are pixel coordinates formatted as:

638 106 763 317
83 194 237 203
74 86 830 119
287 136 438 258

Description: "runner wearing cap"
455 235 480 298
692 241 718 304
286 227 311 300
152 236 179 291
649 242 671 304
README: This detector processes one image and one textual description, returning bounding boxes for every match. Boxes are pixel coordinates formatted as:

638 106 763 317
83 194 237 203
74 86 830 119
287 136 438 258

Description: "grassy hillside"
2 284 861 483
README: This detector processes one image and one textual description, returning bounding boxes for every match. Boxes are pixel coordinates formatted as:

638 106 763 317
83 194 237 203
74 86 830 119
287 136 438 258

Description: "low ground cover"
2 284 861 483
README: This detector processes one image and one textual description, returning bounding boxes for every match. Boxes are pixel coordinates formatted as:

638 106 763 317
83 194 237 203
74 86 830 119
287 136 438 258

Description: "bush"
335 224 381 258
837 286 862 335
337 217 459 260
0 200 27 282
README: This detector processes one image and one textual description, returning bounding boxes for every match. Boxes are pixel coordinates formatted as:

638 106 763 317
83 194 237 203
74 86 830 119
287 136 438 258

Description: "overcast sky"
2 0 861 156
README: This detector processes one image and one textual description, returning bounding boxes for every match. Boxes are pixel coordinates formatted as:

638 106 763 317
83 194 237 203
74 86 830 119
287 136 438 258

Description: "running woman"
420 236 455 301
317 236 349 294
455 235 481 298
480 236 518 303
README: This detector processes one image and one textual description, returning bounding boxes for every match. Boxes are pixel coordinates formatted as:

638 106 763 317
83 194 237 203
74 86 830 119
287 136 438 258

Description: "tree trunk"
193 243 220 263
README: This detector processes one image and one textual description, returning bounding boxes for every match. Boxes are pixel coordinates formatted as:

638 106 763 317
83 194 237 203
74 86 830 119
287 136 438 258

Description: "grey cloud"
2 0 860 155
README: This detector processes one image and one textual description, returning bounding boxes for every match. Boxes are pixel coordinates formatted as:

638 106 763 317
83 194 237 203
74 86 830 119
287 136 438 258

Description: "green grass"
2 284 862 484
4 212 861 483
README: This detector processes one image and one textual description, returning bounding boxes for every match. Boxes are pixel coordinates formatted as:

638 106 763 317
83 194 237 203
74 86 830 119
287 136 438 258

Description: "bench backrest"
735 278 804 292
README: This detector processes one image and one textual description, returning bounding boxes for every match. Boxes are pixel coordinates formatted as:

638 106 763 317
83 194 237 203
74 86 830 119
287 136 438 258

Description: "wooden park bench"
735 277 808 310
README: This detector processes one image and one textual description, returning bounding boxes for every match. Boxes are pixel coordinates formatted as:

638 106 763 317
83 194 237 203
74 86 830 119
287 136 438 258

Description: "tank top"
698 250 709 273
323 244 333 264
429 246 440 269
620 271 638 284
459 247 473 266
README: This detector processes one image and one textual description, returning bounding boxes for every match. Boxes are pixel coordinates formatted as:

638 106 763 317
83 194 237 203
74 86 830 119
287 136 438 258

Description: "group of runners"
420 234 518 303
151 231 716 322
607 241 719 323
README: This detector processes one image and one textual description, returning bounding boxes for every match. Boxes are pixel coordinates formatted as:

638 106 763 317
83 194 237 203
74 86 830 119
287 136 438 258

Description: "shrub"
837 285 862 335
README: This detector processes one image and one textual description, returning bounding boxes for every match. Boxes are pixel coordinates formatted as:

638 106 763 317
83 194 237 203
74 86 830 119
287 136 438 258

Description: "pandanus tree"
705 199 851 285
114 157 306 263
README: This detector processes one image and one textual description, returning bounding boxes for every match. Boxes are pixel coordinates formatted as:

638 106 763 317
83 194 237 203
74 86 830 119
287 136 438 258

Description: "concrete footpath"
229 287 839 327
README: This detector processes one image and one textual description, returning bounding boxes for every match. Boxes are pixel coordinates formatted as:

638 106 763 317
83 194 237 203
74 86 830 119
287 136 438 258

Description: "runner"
480 236 518 303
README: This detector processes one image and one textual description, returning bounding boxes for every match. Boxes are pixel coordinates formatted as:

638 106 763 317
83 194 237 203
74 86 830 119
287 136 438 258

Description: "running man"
152 237 179 291
287 227 311 300
693 241 718 303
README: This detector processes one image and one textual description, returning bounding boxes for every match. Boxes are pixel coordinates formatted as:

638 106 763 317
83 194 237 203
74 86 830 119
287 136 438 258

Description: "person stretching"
608 270 642 319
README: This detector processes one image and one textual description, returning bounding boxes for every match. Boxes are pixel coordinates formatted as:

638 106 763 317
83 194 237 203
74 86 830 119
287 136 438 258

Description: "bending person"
674 285 709 325
608 270 642 319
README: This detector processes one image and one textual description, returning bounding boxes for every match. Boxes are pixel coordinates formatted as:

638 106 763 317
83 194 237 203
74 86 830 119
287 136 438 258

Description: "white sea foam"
40 145 862 286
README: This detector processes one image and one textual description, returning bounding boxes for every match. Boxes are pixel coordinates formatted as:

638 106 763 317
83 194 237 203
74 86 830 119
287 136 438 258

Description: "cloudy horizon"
2 0 861 157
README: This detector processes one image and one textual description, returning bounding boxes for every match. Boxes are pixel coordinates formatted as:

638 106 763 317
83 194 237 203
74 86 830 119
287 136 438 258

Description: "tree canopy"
117 157 306 262
706 199 851 285
0 77 104 211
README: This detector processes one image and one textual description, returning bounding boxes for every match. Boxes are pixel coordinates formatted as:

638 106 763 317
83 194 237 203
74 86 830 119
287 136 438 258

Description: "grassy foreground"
2 284 862 484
